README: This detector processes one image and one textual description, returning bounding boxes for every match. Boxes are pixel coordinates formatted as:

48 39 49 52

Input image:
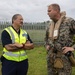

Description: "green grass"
0 46 75 75
27 46 47 75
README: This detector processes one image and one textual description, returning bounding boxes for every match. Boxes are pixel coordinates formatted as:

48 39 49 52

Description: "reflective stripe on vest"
7 27 15 43
4 51 26 57
3 26 28 62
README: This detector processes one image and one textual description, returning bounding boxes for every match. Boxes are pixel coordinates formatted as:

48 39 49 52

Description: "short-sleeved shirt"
1 26 33 47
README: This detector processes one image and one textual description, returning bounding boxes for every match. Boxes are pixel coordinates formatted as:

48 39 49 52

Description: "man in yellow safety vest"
1 14 34 75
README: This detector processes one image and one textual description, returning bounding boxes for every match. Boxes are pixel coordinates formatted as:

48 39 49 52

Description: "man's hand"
14 43 23 48
22 41 34 50
45 45 50 51
26 43 34 49
62 47 74 54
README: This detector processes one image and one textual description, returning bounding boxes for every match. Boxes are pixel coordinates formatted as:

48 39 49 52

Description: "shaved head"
48 4 60 12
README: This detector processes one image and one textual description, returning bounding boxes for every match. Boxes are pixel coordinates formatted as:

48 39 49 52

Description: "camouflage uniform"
45 17 75 75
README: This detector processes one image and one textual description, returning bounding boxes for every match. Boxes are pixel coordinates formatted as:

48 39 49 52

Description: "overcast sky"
0 0 75 22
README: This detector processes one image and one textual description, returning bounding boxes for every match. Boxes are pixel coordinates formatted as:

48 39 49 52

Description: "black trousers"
1 57 28 75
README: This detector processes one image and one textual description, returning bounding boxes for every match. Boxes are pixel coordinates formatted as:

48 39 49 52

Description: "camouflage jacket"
45 17 75 51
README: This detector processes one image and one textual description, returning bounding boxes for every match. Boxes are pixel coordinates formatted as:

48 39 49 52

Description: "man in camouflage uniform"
45 3 75 75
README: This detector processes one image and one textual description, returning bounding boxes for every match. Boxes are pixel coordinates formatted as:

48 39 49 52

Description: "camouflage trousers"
47 50 72 75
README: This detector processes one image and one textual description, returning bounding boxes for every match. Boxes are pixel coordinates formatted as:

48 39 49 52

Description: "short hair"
12 14 21 23
48 3 60 12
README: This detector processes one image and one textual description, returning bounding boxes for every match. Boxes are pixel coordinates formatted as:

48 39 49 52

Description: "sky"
0 0 75 22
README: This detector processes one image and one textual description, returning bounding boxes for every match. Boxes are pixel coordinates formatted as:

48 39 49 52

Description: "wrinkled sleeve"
27 33 33 43
69 18 75 49
44 25 54 48
1 30 12 47
70 18 75 34
44 26 49 46
72 36 75 50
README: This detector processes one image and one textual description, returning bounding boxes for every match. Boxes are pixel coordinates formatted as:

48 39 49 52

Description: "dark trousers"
1 57 28 75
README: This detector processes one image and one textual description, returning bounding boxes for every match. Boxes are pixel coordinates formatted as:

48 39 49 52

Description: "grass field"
0 46 75 75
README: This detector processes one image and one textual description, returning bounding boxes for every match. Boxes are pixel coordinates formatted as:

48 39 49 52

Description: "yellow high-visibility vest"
3 26 28 62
